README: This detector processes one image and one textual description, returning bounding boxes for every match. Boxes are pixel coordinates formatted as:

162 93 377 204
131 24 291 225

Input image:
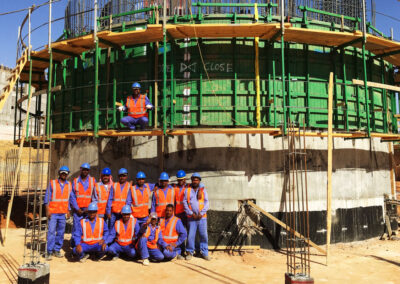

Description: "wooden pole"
326 72 334 265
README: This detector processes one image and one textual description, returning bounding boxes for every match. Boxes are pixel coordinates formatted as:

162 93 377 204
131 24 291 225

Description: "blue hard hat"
101 167 111 175
176 170 186 179
59 166 70 173
132 82 141 89
159 172 170 180
136 171 146 179
118 168 128 175
121 205 132 214
80 163 90 170
191 172 201 180
88 202 98 211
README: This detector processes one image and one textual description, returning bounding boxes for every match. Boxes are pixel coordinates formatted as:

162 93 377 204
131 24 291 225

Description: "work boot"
177 254 184 260
80 254 90 263
45 252 53 261
185 253 193 261
54 251 64 258
142 259 150 266
201 253 211 261
112 256 119 261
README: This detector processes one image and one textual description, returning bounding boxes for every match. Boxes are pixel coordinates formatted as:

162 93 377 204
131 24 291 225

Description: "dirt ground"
0 228 399 284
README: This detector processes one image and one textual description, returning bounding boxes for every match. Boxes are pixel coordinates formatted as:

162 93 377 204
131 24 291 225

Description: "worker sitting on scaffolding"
118 82 153 131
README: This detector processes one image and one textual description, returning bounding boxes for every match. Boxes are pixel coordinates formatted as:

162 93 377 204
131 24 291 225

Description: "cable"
0 0 61 17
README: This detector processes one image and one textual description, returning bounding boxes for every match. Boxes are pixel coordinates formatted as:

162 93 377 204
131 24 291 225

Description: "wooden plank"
209 245 260 251
246 201 326 255
17 85 61 104
327 72 334 265
352 79 400 92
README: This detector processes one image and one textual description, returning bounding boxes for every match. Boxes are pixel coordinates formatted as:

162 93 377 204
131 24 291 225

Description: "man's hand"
107 214 111 220
77 209 83 216
76 244 82 254
146 105 153 110
46 207 51 219
166 245 173 252
66 211 71 219
102 243 107 251
118 106 125 112
145 218 151 225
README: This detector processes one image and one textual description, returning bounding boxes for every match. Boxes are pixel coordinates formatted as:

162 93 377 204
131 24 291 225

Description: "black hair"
166 203 174 209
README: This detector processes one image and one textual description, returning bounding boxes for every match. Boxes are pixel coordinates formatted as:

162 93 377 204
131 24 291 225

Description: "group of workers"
44 163 209 265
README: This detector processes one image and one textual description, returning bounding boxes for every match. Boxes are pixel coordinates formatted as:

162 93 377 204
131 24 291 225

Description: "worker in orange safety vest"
151 172 175 218
92 167 113 221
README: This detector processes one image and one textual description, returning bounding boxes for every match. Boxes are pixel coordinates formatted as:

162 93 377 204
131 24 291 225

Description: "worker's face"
191 177 200 187
159 180 169 188
59 172 68 181
119 174 128 183
88 211 97 220
122 213 130 223
80 168 89 178
101 174 110 184
150 217 157 226
177 178 186 186
137 178 145 187
132 88 140 96
165 206 174 219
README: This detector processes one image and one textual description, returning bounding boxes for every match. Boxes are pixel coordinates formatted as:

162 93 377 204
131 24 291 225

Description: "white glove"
146 104 153 110
118 106 125 112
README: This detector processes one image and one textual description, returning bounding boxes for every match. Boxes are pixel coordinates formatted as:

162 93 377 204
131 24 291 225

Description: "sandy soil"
0 228 399 284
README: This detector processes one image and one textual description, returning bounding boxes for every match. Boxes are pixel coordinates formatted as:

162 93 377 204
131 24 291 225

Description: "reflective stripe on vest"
74 177 94 208
131 183 151 208
111 182 130 213
186 187 207 218
155 187 175 207
116 217 136 245
161 216 179 241
49 180 71 214
95 183 109 204
174 185 186 214
145 226 160 249
81 217 103 244
127 95 147 117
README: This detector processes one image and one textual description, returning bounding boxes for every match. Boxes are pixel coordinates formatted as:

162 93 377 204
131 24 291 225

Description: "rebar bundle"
284 119 311 278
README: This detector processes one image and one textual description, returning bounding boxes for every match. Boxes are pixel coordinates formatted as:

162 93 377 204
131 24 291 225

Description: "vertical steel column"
254 3 261 128
94 0 99 136
354 47 361 129
162 0 167 135
381 59 388 133
112 50 117 128
170 41 175 128
362 0 370 136
281 0 286 134
46 1 53 138
341 48 349 130
305 45 310 127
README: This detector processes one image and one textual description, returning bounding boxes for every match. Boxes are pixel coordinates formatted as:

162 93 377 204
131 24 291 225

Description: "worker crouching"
107 205 140 261
138 212 165 265
159 204 187 260
73 202 109 262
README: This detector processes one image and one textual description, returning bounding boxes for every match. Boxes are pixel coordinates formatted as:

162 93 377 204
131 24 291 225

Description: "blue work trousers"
47 214 66 253
109 212 121 231
108 242 137 258
73 243 107 259
136 216 148 233
121 116 148 130
138 237 164 261
187 217 208 256
71 209 87 247
176 212 187 254
162 245 181 260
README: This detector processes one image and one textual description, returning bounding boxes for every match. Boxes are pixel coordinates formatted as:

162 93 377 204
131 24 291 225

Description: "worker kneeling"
138 212 165 265
107 205 140 261
160 204 187 260
73 202 109 262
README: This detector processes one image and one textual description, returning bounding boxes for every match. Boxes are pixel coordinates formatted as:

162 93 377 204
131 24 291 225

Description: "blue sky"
0 0 399 67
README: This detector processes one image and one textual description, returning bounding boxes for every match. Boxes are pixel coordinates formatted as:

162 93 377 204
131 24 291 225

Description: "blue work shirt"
70 175 96 211
183 185 209 216
92 181 113 202
123 95 154 111
161 216 187 248
73 216 109 246
151 184 174 213
105 182 132 215
106 217 141 244
44 179 72 215
140 224 167 248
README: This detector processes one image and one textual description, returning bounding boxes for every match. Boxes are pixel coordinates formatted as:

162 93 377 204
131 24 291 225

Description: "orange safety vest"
95 183 111 215
186 187 207 218
115 216 137 246
48 180 72 214
154 186 175 218
144 225 161 249
173 184 187 215
131 183 151 218
160 216 179 244
80 217 104 245
73 176 95 208
127 95 148 118
111 182 130 213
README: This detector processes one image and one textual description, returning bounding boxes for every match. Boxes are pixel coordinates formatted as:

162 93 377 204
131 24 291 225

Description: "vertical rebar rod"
303 119 311 276
163 0 167 135
281 0 286 134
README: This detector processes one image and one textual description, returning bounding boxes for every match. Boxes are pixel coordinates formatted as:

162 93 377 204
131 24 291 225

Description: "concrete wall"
51 134 392 246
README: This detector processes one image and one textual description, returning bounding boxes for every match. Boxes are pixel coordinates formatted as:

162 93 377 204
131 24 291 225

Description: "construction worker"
184 173 210 261
92 168 113 221
174 170 188 223
44 166 72 260
106 168 132 231
138 212 165 265
118 82 153 131
70 163 96 247
151 172 175 218
131 171 155 228
160 204 187 260
107 205 140 261
72 202 109 262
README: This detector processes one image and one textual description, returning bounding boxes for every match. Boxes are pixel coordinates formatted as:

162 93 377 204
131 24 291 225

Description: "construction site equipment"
380 194 400 240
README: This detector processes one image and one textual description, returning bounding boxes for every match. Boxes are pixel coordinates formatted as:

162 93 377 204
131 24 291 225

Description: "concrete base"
285 273 314 284
18 263 50 284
